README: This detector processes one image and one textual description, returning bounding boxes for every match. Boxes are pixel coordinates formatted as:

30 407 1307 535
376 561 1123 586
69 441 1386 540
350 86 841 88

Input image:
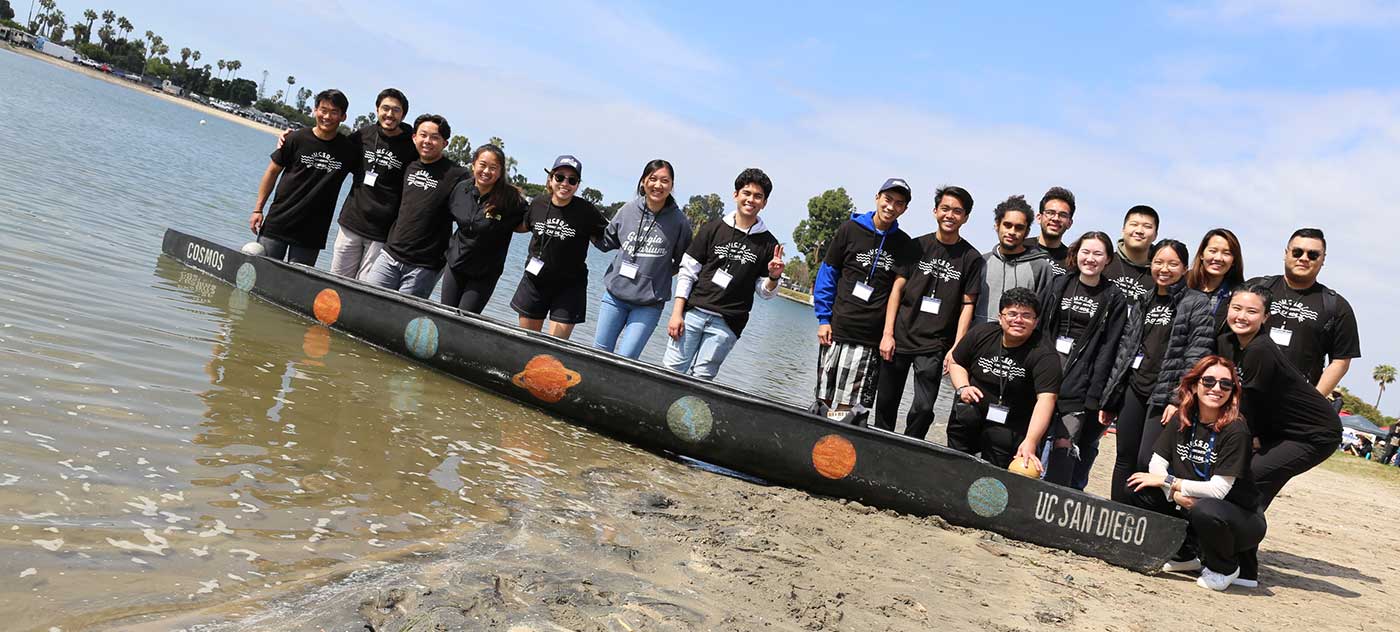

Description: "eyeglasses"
1290 247 1322 261
1040 210 1071 220
552 173 580 186
1199 376 1236 392
1000 310 1037 322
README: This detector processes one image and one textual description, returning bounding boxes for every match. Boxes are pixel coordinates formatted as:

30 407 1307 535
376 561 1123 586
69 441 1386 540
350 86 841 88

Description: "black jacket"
1036 276 1129 412
1103 281 1216 411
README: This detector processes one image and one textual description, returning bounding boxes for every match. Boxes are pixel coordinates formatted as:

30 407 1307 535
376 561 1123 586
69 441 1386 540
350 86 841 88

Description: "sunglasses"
1199 376 1236 392
1290 247 1322 261
552 173 580 186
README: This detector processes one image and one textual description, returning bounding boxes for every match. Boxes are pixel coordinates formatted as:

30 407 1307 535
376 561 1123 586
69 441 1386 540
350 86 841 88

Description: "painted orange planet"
812 434 857 479
512 355 581 403
313 289 341 325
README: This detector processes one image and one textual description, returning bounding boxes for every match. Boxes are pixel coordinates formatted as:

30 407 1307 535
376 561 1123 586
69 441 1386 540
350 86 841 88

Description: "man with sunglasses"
1032 187 1076 276
1247 228 1361 397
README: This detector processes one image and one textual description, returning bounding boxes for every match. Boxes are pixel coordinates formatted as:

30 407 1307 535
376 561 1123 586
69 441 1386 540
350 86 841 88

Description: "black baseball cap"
544 155 582 177
879 177 912 199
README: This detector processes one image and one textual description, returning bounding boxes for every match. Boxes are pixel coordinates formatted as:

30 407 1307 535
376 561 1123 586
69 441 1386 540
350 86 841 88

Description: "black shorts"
510 274 587 324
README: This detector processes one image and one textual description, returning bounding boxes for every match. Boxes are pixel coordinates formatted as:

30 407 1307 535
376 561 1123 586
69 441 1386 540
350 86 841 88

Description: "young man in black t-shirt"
664 168 784 380
362 114 468 298
1247 228 1361 396
875 185 983 439
330 88 418 280
249 89 360 266
1033 186 1075 276
1103 205 1159 304
947 287 1062 468
811 178 919 425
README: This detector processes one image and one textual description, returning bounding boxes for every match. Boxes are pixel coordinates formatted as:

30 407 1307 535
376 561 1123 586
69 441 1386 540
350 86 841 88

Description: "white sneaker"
1230 577 1259 588
1197 566 1240 591
1162 557 1203 572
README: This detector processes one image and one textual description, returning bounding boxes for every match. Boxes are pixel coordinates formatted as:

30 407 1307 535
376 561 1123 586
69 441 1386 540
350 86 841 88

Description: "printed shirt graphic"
1040 243 1069 276
824 219 917 347
685 218 780 337
524 196 607 284
1057 280 1107 344
337 124 418 242
1153 417 1258 510
263 128 361 249
1104 258 1152 303
1131 293 1175 397
951 322 1062 430
894 235 984 354
383 159 469 269
1262 279 1361 385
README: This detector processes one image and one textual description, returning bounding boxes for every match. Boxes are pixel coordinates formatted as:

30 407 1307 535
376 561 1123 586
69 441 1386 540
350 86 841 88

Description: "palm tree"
47 10 66 41
191 50 200 64
217 59 226 79
1375 365 1397 409
117 16 132 41
284 75 295 104
101 10 115 27
228 60 241 79
180 47 191 67
82 9 98 44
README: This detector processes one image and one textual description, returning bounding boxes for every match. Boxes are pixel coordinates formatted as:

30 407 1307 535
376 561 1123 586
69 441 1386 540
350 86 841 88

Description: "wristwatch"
1163 474 1176 488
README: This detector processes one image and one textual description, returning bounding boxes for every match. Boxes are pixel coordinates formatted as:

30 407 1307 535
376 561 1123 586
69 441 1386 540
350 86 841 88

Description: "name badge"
712 268 733 289
1132 354 1144 369
364 171 378 187
525 257 545 276
920 296 942 314
619 261 640 279
987 404 1010 424
1270 326 1293 347
853 281 874 302
1055 336 1074 355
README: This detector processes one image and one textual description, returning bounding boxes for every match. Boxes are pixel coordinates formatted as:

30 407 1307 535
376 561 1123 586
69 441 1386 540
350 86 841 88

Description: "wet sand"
4 45 279 137
144 432 1394 632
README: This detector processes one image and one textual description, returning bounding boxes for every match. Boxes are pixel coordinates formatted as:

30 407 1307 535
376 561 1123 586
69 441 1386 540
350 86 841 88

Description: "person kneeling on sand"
1127 355 1266 592
946 287 1061 469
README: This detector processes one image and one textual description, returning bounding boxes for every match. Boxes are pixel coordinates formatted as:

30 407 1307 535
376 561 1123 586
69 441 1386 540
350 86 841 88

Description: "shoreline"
4 44 279 137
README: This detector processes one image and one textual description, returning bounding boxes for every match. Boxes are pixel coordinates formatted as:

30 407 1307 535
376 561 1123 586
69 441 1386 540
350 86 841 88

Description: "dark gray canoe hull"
161 229 1185 572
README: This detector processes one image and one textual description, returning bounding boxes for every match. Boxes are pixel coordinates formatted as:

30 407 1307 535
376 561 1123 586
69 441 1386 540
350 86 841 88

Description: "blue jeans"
663 309 738 380
593 291 663 359
363 252 442 299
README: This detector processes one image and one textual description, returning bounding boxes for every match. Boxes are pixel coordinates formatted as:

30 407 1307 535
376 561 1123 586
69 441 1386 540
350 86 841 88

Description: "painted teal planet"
404 317 439 359
667 396 714 443
235 262 256 291
967 477 1008 518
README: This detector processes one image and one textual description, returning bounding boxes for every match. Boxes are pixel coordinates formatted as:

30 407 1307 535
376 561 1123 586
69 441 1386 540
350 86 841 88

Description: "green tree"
117 15 132 41
602 201 625 220
101 10 114 28
81 9 97 43
485 136 520 178
46 9 64 41
284 75 295 104
179 46 191 67
793 187 855 268
444 136 472 166
216 59 225 79
682 193 725 234
581 187 604 205
519 181 547 199
785 257 812 290
1375 365 1397 409
295 86 312 112
71 23 88 45
353 110 378 129
0 1 16 22
228 59 241 79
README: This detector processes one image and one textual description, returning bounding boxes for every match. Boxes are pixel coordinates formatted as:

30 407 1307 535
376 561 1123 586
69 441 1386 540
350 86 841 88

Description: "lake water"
0 49 934 629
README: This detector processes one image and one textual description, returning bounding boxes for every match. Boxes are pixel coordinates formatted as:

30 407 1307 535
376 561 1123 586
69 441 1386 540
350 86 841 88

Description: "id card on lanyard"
622 212 657 281
855 232 889 304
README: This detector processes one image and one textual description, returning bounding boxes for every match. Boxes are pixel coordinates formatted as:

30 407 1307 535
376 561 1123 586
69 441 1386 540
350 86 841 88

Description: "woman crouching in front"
1126 355 1265 591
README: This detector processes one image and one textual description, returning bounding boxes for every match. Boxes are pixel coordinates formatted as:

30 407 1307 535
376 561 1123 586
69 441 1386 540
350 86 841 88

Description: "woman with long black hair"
1186 228 1245 332
1102 239 1216 502
440 144 527 314
1035 231 1128 487
1127 355 1266 592
1216 283 1342 587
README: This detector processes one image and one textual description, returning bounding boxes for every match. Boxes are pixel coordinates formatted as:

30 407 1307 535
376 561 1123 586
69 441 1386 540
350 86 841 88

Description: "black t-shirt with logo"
1131 292 1175 398
824 219 918 347
1056 278 1108 344
1255 277 1362 385
1105 257 1153 304
951 322 1062 431
1038 242 1070 276
382 159 469 269
685 218 781 337
1154 415 1259 512
893 234 984 355
262 128 361 249
1218 332 1343 446
524 195 608 285
337 123 418 242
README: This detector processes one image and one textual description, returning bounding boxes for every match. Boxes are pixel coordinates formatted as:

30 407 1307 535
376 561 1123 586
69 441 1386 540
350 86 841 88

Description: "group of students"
813 178 1359 590
247 87 1363 592
248 88 784 381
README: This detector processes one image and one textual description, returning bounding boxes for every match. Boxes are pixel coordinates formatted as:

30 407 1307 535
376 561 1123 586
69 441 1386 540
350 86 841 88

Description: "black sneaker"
1233 548 1259 588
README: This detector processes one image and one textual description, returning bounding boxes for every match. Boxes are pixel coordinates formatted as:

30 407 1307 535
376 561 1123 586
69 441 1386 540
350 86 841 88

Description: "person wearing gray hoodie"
593 159 693 359
973 195 1055 322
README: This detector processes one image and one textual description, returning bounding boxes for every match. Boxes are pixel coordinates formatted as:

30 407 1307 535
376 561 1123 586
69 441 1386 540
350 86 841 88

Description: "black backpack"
1256 275 1340 341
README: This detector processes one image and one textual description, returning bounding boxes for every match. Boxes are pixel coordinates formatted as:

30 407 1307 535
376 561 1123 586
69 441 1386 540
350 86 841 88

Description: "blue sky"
75 0 1400 408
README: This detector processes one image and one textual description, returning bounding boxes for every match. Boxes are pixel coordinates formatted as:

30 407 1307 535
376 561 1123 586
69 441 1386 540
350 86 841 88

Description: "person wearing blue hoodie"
593 159 693 359
812 178 919 425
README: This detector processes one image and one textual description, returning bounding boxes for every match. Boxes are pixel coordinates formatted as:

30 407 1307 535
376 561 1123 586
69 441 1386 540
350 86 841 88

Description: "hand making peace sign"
768 243 786 279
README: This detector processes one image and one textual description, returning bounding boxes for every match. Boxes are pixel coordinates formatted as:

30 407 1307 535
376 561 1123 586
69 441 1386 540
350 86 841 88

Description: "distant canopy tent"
1339 414 1388 438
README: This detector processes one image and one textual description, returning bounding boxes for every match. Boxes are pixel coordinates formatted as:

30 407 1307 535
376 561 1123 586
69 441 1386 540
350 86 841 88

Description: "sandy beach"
4 44 279 137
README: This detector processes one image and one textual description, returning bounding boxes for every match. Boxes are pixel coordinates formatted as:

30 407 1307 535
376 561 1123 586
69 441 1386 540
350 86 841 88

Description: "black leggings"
874 351 944 439
1110 388 1165 503
1130 487 1267 575
440 269 501 314
1253 437 1334 511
